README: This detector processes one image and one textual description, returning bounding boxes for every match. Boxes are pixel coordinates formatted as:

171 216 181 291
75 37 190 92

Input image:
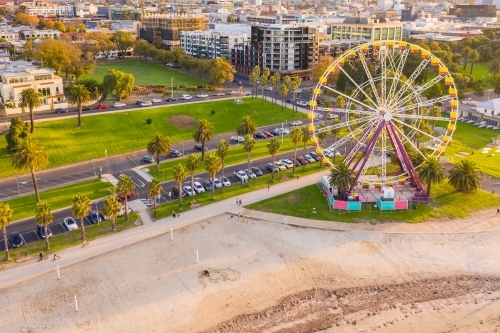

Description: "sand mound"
168 115 198 129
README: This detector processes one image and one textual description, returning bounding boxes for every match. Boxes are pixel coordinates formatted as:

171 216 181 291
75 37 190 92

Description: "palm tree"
18 88 41 133
279 83 288 112
469 50 480 75
271 72 281 106
186 153 200 203
236 116 257 137
67 83 91 127
205 153 222 199
11 137 48 203
328 161 356 198
289 79 301 115
148 178 162 216
259 68 270 103
173 163 187 209
249 65 261 99
147 133 170 173
301 126 311 154
72 193 90 242
0 203 13 261
116 174 135 221
290 127 303 176
429 106 442 131
490 59 500 77
193 118 213 161
267 138 281 182
448 159 482 192
336 95 346 110
102 195 122 232
463 46 471 70
417 157 444 196
216 140 230 192
242 135 255 186
317 124 328 147
35 201 52 250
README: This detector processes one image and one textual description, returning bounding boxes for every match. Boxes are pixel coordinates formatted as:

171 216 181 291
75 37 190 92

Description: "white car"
327 114 339 119
193 181 205 194
274 161 287 171
244 169 257 179
220 176 231 186
265 86 273 91
151 98 162 103
214 92 226 96
183 186 195 196
304 154 316 163
181 94 192 100
234 170 249 182
114 102 126 107
231 136 245 143
279 159 294 169
242 90 251 95
140 101 152 107
117 205 132 217
229 90 239 94
196 93 208 98
296 88 303 93
63 217 78 231
324 149 341 157
275 128 290 135
290 120 302 126
214 178 222 188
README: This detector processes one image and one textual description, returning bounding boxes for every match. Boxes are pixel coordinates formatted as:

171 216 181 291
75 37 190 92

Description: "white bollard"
285 217 288 227
196 249 199 264
170 228 173 240
75 295 78 312
57 265 60 280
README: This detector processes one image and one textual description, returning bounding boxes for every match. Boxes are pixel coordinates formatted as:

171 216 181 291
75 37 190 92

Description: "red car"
96 104 109 109
117 192 134 201
296 156 308 165
262 130 274 137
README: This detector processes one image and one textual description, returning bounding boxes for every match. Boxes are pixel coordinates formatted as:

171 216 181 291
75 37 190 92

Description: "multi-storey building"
18 29 61 39
179 31 247 59
140 14 209 50
331 18 403 42
25 1 74 18
0 61 67 115
243 14 298 25
232 24 319 80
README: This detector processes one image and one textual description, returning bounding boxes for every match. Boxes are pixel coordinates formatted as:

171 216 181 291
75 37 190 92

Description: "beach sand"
1 214 500 333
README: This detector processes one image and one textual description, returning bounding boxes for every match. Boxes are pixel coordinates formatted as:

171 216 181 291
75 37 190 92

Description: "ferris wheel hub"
383 111 393 122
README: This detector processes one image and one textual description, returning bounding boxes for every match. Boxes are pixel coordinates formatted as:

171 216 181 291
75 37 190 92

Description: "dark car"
296 156 308 165
309 152 322 161
269 129 280 136
136 100 144 105
171 186 186 198
203 179 213 191
116 192 134 201
82 105 92 111
9 231 25 248
265 163 279 173
251 166 263 176
169 149 182 157
165 97 177 102
255 132 267 139
262 130 274 137
37 225 53 239
55 108 68 114
286 98 294 104
88 210 100 224
142 156 155 164
194 143 208 151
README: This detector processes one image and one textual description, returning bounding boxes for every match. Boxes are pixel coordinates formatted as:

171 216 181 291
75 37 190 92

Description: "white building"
179 31 247 59
0 61 67 115
24 2 74 18
74 4 98 18
0 30 19 41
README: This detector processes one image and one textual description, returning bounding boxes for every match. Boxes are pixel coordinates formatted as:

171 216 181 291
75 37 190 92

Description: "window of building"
34 75 52 81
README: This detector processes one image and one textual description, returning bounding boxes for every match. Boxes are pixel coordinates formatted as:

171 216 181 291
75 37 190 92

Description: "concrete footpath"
1 170 499 290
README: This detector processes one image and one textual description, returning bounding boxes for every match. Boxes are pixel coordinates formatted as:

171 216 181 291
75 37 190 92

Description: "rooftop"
478 98 500 110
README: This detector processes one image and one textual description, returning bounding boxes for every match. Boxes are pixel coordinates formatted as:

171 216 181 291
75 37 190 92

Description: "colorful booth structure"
375 187 409 211
320 176 361 211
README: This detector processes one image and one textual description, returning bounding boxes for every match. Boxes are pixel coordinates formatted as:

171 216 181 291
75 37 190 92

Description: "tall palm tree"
267 138 281 182
67 83 91 127
462 46 471 70
173 163 187 209
0 203 13 261
249 65 261 99
102 195 122 232
317 124 328 147
417 156 444 196
205 153 222 199
18 88 42 134
236 116 257 137
193 118 214 161
147 133 170 172
271 72 281 105
216 140 230 192
490 59 500 77
148 178 162 216
448 159 482 192
290 126 303 176
328 161 356 198
116 174 135 221
72 193 90 242
301 125 311 155
11 137 48 203
35 201 52 251
186 153 200 204
290 78 301 115
259 68 270 103
242 135 255 186
469 50 480 75
279 83 288 112
429 106 442 131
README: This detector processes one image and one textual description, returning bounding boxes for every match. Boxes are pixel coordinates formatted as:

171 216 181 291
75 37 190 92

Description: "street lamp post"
92 159 96 176
16 175 20 196
170 77 174 99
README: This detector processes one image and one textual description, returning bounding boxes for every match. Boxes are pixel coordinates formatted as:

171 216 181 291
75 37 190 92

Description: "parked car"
55 108 68 114
193 181 205 194
88 210 100 224
214 92 226 96
266 163 279 173
203 179 213 191
116 192 134 201
136 100 145 105
276 128 290 134
194 143 208 151
171 186 186 198
265 86 273 91
323 149 341 157
114 102 126 107
142 156 155 164
304 154 316 163
213 178 222 188
309 152 322 161
242 90 252 95
151 98 162 103
290 120 302 126
196 93 208 98
251 166 263 176
244 169 257 179
279 159 294 168
234 170 249 182
220 176 231 186
286 98 294 104
269 129 280 136
169 149 182 157
165 97 177 102
327 114 338 120
229 90 239 94
96 104 109 109
181 94 192 100
231 136 244 143
296 88 303 93
255 132 267 139
141 101 153 107
261 130 273 137
63 217 78 231
296 156 308 165
37 225 53 238
9 231 25 248
274 161 286 171
183 186 195 197
82 105 92 111
117 205 132 217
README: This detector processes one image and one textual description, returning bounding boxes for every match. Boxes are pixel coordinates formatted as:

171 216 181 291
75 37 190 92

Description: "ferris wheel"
309 41 459 197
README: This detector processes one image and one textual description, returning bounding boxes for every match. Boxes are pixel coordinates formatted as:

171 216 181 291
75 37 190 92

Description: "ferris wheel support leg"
346 124 376 171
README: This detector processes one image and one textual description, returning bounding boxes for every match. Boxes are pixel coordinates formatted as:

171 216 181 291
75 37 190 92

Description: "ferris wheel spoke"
394 114 451 122
314 115 372 134
325 122 373 153
386 48 409 103
395 96 451 114
380 49 387 106
322 85 378 112
358 53 383 106
391 70 444 110
345 120 382 166
387 58 429 110
336 64 378 108
391 121 429 162
392 118 438 141
316 107 375 116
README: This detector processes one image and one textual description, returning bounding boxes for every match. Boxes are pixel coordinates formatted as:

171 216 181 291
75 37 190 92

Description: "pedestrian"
236 197 239 205
296 175 299 180
172 210 176 220
239 199 242 206
267 185 270 191
497 208 499 214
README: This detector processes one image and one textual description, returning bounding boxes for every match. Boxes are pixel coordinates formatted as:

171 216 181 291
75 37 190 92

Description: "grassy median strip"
6 178 113 223
0 212 139 267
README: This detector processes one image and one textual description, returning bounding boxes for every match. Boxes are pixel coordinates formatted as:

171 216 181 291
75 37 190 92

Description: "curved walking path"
1 170 499 290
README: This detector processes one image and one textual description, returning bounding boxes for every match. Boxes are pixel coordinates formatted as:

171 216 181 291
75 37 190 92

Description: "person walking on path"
267 185 270 191
172 211 176 220
239 199 242 206
236 198 239 205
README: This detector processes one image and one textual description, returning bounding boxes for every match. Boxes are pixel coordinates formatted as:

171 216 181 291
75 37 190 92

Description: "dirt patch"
168 115 198 129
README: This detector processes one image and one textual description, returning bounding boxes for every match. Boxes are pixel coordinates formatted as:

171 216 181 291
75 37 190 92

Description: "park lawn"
0 212 139 267
457 61 493 88
0 99 297 178
80 59 207 87
7 178 114 223
247 181 500 224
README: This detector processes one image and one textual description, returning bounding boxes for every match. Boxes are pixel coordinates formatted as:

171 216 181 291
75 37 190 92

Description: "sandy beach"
1 214 500 332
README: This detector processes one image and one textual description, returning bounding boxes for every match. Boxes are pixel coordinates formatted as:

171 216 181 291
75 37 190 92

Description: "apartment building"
19 29 61 39
25 1 74 18
0 61 67 115
243 14 298 24
0 31 19 41
180 30 247 59
331 17 403 42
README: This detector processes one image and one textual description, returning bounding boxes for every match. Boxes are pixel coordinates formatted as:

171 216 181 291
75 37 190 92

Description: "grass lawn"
247 181 500 224
80 59 207 87
7 178 114 223
457 61 493 88
0 212 139 268
0 99 297 179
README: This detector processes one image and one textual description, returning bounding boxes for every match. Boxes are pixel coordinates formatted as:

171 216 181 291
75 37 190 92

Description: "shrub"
153 87 165 93
146 118 153 125
211 110 215 115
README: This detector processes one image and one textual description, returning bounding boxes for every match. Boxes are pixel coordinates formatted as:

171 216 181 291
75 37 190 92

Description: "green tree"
468 50 480 75
77 79 102 100
328 161 356 197
111 31 134 58
102 69 134 100
35 201 52 250
54 21 65 32
134 39 151 59
417 156 444 196
492 76 500 96
317 125 328 147
116 174 135 221
186 153 200 203
290 126 303 176
269 72 281 107
5 117 29 153
216 140 230 192
249 66 261 99
289 78 301 115
279 83 289 112
193 119 214 161
259 68 270 103
0 203 13 261
473 80 485 97
267 138 281 182
102 195 122 232
173 163 187 209
208 57 235 85
11 137 48 203
236 116 257 136
490 59 500 77
148 178 162 216
18 88 41 134
242 135 255 186
204 153 222 199
71 193 90 242
301 126 311 154
147 133 170 173
67 83 91 127
429 106 442 130
448 159 482 192
336 95 346 109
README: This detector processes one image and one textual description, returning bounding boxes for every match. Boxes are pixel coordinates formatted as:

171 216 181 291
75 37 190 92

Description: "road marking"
127 156 139 166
